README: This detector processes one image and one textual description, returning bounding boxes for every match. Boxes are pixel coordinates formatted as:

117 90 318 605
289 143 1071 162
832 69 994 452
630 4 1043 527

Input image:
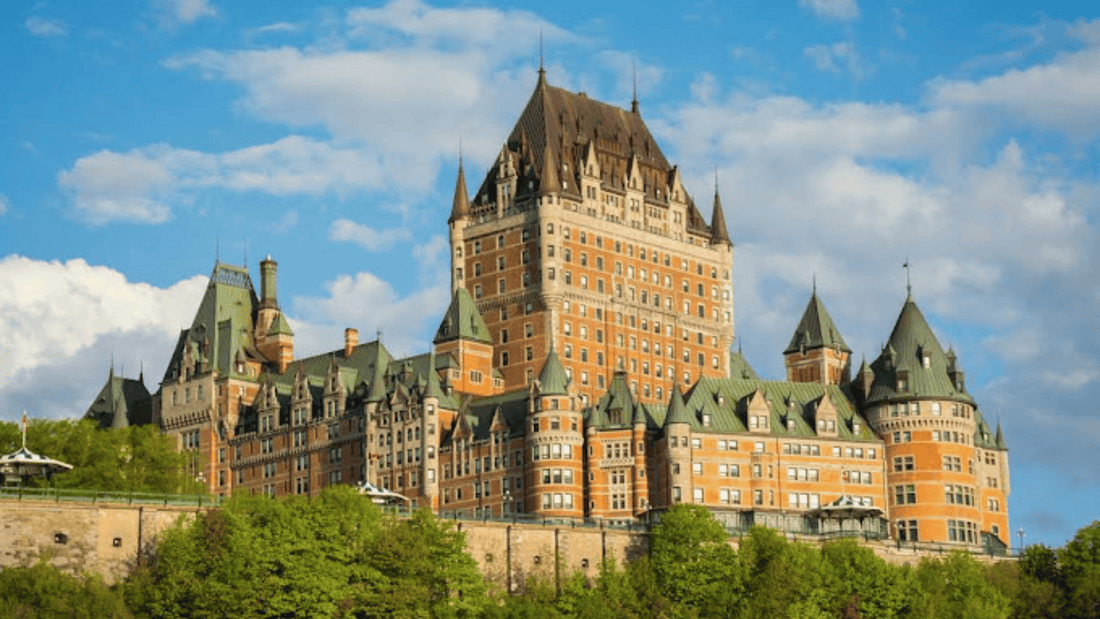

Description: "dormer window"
897 371 909 392
702 414 711 427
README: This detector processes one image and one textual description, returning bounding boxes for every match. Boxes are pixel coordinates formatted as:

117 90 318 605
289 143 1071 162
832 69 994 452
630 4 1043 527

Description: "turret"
449 163 472 293
784 288 851 385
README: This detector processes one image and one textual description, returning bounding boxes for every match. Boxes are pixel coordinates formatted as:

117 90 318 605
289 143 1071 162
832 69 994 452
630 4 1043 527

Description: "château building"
86 70 1010 550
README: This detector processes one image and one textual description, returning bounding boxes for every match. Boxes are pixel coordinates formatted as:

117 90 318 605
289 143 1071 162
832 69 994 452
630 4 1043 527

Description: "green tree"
905 552 1011 619
820 538 910 619
0 560 131 619
1060 521 1100 619
649 505 743 617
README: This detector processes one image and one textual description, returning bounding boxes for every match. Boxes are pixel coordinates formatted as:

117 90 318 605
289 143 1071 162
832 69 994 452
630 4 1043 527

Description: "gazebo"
355 481 410 506
0 412 72 487
808 495 887 538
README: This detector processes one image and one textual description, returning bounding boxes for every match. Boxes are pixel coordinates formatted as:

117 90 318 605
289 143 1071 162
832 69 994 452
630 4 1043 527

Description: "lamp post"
1017 527 1025 553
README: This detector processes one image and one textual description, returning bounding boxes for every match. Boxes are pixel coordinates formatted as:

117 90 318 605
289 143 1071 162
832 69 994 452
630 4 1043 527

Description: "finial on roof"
813 273 817 296
631 59 639 114
538 29 545 83
903 257 912 298
21 409 28 449
215 237 220 265
139 360 144 384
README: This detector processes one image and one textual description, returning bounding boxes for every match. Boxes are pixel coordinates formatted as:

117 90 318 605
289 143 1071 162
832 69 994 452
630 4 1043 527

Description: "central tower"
449 70 735 405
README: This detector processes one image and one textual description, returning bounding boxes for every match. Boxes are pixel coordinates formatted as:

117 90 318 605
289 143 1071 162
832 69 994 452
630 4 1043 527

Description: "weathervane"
902 257 912 296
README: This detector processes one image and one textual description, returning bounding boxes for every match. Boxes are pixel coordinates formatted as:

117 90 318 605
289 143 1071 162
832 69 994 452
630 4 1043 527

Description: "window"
693 488 704 503
893 456 915 472
692 462 702 475
894 484 917 504
897 520 919 542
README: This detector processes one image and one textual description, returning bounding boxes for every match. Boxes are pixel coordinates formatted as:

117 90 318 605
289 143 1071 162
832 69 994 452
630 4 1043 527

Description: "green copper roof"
784 291 851 354
866 296 975 406
433 286 493 345
587 370 641 428
664 386 692 426
537 348 570 395
729 349 759 380
268 312 293 336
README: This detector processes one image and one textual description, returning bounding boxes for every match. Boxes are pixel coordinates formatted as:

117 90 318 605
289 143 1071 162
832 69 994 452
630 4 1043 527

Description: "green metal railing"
0 486 221 507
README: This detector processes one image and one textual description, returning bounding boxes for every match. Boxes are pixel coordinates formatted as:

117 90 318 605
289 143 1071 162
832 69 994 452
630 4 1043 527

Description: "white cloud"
289 270 449 361
59 137 386 225
803 42 866 79
929 29 1100 138
0 258 206 400
798 0 859 22
0 194 8 216
25 16 67 37
268 210 299 234
329 218 413 252
153 0 216 27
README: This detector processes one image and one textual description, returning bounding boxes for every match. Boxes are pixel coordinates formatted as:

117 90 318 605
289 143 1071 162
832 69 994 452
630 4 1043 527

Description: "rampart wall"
0 500 1008 586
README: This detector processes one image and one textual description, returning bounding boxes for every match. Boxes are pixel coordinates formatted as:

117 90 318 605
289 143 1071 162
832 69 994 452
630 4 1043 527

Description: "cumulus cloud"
58 137 385 224
329 218 413 252
798 0 859 22
0 256 207 419
153 0 216 27
25 16 67 37
289 270 449 361
929 24 1100 138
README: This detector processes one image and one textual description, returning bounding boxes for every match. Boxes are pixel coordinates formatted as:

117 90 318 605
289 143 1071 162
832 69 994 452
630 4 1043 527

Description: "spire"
710 177 731 246
448 159 471 224
631 59 639 114
995 421 1007 449
538 29 545 84
537 347 570 395
665 385 692 426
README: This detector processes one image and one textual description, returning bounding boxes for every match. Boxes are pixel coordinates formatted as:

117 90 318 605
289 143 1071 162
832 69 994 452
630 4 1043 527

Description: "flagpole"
21 410 28 449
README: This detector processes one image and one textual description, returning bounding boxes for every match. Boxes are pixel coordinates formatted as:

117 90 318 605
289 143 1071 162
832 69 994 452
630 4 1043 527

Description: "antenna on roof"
215 237 220 265
244 239 250 270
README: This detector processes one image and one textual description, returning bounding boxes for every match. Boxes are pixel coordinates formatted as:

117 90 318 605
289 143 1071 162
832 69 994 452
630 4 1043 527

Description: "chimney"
260 255 278 309
345 328 359 357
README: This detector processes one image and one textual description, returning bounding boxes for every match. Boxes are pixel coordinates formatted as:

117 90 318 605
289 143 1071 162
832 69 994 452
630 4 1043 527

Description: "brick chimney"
345 328 359 357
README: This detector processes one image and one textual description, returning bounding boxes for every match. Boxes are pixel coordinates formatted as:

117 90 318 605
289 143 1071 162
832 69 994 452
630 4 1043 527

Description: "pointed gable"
784 291 851 354
433 286 493 345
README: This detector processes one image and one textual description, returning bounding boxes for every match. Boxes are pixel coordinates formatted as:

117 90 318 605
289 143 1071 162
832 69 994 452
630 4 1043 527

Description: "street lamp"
1017 527 1025 553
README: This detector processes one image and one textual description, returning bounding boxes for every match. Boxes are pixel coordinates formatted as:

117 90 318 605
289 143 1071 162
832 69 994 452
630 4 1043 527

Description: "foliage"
125 486 487 619
649 504 742 617
0 560 131 619
0 419 204 494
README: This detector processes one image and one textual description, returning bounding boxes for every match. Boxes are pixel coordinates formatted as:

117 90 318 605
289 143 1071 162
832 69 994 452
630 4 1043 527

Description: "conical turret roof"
710 189 731 246
448 161 471 224
784 291 851 354
867 295 974 405
665 385 692 426
537 348 570 395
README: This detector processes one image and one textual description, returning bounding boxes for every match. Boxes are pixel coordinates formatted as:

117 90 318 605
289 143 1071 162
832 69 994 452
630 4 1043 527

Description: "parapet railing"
0 486 221 507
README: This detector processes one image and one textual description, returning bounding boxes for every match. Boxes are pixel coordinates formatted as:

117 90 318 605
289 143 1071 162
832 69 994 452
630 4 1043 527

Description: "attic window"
897 371 909 392
922 354 931 369
787 419 795 431
702 414 711 427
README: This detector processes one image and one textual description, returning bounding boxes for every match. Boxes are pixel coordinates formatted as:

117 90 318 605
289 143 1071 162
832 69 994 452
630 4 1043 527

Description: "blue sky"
2 0 1098 548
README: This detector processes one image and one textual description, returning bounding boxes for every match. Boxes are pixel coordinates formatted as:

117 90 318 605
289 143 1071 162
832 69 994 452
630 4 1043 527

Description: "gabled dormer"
813 388 839 438
745 387 771 433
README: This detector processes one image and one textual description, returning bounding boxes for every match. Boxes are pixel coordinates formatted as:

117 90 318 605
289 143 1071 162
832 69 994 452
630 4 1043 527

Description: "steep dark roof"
448 161 471 224
710 189 731 245
784 291 851 355
664 386 692 426
83 369 152 429
587 369 644 429
433 287 493 345
866 296 974 405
